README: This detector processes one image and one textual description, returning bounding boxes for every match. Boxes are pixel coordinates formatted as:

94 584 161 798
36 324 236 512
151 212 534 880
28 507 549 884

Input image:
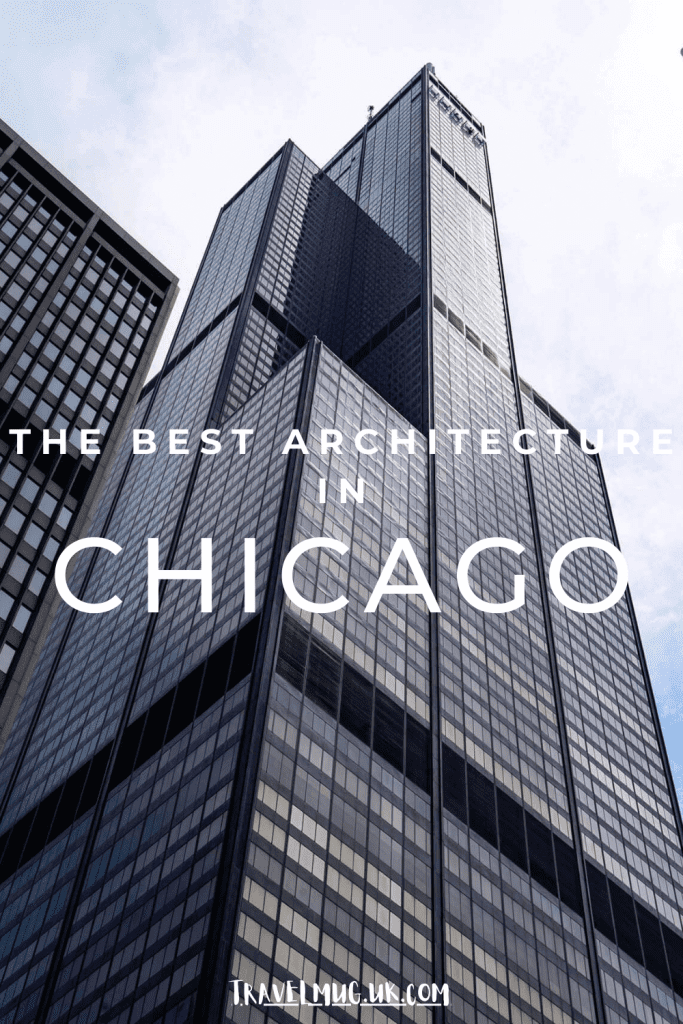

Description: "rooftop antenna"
367 105 374 121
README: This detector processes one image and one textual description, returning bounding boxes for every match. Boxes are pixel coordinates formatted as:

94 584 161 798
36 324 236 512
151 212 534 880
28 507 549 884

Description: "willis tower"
0 66 681 1024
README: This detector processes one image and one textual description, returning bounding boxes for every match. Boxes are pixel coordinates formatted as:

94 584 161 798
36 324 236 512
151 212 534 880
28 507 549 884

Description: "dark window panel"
586 861 615 943
229 614 260 688
373 688 404 774
497 788 527 873
467 764 497 848
405 715 430 793
442 744 467 822
198 635 235 716
339 664 372 745
662 924 683 998
608 880 643 965
134 689 175 770
305 639 341 718
636 903 670 986
276 615 308 690
109 715 145 790
553 834 582 916
525 813 557 896
58 761 93 826
167 665 204 741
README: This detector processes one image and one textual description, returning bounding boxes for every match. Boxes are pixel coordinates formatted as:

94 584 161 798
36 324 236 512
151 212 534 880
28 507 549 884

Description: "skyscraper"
0 65 681 1024
0 119 177 742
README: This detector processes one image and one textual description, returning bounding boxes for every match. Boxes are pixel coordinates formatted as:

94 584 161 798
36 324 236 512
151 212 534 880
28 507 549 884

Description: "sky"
2 0 683 795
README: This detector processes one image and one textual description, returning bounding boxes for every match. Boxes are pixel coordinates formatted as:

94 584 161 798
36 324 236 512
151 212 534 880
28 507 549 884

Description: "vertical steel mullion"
422 64 446 1024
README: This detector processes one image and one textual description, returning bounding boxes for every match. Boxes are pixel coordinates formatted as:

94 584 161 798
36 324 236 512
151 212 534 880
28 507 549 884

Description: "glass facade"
0 66 681 1024
0 119 177 740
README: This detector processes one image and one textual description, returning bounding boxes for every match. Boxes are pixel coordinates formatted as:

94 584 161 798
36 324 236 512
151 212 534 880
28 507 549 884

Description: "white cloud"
659 223 683 275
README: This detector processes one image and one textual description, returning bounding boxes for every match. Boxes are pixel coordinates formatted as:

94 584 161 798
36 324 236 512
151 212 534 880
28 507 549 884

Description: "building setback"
0 120 177 744
0 66 681 1024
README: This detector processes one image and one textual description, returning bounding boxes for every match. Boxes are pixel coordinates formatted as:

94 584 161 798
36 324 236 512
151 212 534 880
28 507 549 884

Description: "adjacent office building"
0 120 177 743
0 66 681 1024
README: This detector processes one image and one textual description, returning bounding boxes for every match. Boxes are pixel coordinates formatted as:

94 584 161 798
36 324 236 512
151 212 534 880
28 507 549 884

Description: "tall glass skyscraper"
0 66 681 1024
0 119 177 741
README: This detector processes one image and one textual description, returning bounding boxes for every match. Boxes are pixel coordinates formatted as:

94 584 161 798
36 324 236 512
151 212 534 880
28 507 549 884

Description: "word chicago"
55 535 628 617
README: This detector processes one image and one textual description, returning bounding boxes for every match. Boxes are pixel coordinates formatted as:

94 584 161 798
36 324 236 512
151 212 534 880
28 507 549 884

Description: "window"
39 494 57 517
20 478 39 502
13 605 31 632
5 507 26 535
28 569 46 595
0 591 13 620
43 537 60 561
2 464 21 488
0 643 15 673
8 554 30 583
24 523 44 549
